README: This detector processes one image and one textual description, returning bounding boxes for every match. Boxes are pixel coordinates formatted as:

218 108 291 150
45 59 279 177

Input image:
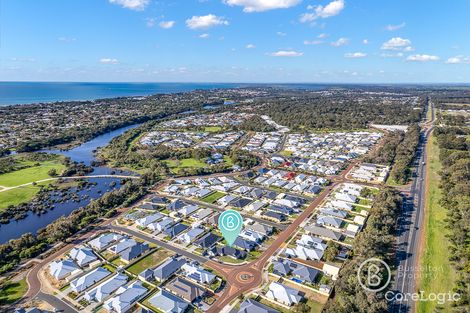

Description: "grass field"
0 278 28 305
0 157 65 187
0 181 50 211
417 134 456 313
164 158 207 171
127 249 175 275
204 126 223 132
201 191 225 204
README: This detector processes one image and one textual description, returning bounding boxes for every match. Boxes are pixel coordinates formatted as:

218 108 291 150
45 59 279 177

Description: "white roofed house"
317 215 344 229
217 194 238 207
330 200 353 211
266 282 303 306
273 198 299 209
244 201 266 212
335 192 357 203
181 262 216 285
177 205 199 217
107 238 138 255
148 217 174 232
135 213 163 228
70 267 110 293
88 233 124 251
69 246 98 267
178 227 205 244
103 281 147 313
49 259 81 280
84 273 128 303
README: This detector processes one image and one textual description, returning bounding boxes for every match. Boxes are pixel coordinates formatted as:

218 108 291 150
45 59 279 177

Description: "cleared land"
0 278 28 305
0 157 65 187
417 134 456 313
164 158 207 173
127 249 175 275
201 191 226 204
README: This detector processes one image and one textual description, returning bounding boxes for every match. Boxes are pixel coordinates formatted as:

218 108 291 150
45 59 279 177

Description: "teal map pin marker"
218 210 243 247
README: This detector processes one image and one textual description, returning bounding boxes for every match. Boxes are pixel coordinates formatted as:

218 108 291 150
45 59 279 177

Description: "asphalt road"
391 115 433 312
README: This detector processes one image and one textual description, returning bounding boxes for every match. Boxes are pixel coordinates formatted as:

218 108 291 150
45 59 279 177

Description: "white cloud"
330 37 349 47
385 22 406 31
57 37 76 43
345 52 367 58
100 58 119 64
362 39 369 44
318 33 328 39
145 18 156 27
406 54 440 62
381 37 412 50
109 0 149 11
199 33 210 39
268 50 303 57
186 14 229 30
304 40 323 45
381 52 404 58
246 44 256 49
300 0 345 23
277 31 287 37
159 20 175 29
223 0 302 13
445 55 470 64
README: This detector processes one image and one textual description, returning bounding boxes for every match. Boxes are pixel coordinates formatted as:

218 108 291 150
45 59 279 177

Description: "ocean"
0 82 334 106
0 82 242 106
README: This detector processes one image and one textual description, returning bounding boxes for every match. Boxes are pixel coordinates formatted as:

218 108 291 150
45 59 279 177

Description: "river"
0 124 140 243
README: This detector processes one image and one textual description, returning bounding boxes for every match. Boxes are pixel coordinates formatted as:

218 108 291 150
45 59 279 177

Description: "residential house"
84 273 128 302
265 282 302 306
233 237 257 252
239 230 264 243
69 246 98 267
135 213 163 228
148 217 174 232
153 256 186 282
177 205 199 217
230 198 252 209
103 281 147 313
181 262 216 285
245 223 273 236
335 193 356 203
88 233 123 251
194 232 222 249
148 290 189 313
244 201 266 212
120 242 149 263
330 200 353 211
317 215 343 229
165 277 205 303
209 246 247 259
70 267 110 293
178 227 205 244
49 259 80 280
238 299 280 313
164 223 189 239
168 200 189 212
108 239 138 255
304 225 343 241
263 211 286 222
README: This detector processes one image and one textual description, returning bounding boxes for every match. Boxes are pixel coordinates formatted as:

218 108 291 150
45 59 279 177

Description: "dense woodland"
433 126 470 311
364 125 421 184
251 93 425 130
325 188 403 313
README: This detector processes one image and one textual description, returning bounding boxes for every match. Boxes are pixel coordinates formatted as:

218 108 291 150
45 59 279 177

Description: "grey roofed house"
147 196 169 205
103 281 147 313
207 213 220 226
88 233 123 251
290 262 319 283
316 215 343 229
69 246 98 267
139 269 154 282
209 246 247 259
245 222 273 236
165 277 205 303
194 232 222 249
263 211 286 222
304 225 343 241
249 188 264 198
148 290 189 313
194 208 213 220
233 237 257 251
49 259 80 280
283 195 306 205
263 191 278 200
230 197 252 208
267 205 294 215
164 223 190 238
153 256 186 282
238 299 280 313
139 203 159 210
120 242 149 262
306 186 322 195
167 199 189 211
272 259 292 277
109 238 138 254
84 273 128 302
320 208 347 219
70 267 110 293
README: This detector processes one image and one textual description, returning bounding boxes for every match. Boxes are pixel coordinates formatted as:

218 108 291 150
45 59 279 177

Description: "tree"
47 168 58 177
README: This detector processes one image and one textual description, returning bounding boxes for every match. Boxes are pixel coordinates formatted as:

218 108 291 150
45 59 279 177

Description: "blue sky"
1 0 470 83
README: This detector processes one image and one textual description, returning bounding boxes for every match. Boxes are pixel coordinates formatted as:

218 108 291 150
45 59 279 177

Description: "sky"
1 0 470 83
